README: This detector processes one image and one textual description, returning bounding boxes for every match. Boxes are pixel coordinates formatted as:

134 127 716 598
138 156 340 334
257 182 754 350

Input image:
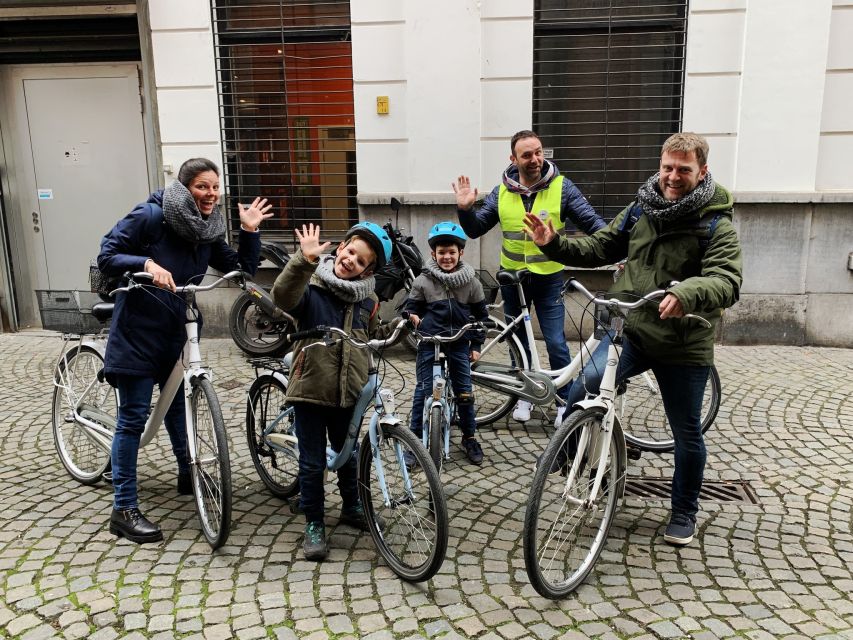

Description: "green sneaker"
302 521 327 561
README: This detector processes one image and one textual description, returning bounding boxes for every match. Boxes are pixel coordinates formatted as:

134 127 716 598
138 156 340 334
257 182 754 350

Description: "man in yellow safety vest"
453 130 605 427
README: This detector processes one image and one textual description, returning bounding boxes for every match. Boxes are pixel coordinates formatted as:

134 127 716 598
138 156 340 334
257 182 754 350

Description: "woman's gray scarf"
311 254 375 302
636 171 716 223
424 258 475 290
162 180 226 244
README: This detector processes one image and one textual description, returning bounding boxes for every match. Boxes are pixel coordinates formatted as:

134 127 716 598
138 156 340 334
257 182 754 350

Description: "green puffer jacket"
539 184 743 365
271 250 381 407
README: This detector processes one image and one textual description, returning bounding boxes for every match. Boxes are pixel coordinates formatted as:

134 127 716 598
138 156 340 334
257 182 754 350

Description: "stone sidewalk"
0 333 851 640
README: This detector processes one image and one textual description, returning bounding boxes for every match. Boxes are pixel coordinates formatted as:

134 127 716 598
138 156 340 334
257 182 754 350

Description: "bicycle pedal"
626 447 642 461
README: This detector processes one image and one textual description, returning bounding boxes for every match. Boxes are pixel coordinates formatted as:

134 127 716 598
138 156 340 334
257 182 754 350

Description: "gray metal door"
19 68 149 290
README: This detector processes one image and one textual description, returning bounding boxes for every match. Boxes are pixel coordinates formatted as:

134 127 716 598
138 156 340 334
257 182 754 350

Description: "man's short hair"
662 132 709 167
510 130 541 156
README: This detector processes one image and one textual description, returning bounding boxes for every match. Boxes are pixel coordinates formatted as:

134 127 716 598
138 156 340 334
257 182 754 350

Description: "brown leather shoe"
109 508 163 544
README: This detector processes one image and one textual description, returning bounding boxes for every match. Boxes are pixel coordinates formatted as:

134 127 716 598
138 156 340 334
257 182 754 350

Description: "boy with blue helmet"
271 221 395 561
403 221 489 465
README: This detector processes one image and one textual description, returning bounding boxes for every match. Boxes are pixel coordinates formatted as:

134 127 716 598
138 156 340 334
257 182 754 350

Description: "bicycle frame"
424 345 454 460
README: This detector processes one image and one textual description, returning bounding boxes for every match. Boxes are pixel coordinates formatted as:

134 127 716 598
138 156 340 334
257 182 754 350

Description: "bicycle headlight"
378 388 396 414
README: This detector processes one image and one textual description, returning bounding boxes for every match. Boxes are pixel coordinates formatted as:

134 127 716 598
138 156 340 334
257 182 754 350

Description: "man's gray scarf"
424 258 475 290
636 171 716 223
502 160 558 197
162 180 226 244
311 254 375 302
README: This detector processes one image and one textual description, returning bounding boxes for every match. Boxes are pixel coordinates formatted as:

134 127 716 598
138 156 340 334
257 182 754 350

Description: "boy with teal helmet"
270 221 395 561
403 221 489 465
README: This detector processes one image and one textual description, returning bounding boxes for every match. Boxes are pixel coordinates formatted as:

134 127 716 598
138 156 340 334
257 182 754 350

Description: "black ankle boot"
177 471 193 496
109 508 163 544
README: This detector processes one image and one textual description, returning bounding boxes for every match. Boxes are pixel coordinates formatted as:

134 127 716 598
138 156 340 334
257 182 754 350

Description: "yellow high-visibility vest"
498 175 564 274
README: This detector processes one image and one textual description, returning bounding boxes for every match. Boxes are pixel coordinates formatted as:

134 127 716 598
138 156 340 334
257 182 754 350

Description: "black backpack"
90 206 166 299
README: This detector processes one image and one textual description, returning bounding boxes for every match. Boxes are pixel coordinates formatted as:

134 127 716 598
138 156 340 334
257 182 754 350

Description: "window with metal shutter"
211 1 356 249
534 1 687 223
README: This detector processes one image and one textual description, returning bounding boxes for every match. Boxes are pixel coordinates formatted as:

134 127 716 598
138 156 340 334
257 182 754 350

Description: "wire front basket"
35 290 109 334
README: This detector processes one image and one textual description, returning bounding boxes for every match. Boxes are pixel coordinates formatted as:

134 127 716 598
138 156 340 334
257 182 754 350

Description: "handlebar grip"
286 326 327 342
482 319 497 329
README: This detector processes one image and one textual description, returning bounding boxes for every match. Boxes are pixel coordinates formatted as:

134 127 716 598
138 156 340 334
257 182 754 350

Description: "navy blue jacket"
98 190 260 382
457 161 605 238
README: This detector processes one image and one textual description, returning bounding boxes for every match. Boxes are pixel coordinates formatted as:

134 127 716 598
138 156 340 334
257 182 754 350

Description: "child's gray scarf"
424 258 475 290
162 180 226 244
311 254 375 302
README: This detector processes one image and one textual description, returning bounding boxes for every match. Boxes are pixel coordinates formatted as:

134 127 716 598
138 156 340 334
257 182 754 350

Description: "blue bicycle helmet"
344 221 392 269
428 221 467 249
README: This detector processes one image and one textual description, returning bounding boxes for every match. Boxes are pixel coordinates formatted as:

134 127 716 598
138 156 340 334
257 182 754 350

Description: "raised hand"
523 211 557 246
452 175 479 211
294 223 330 263
238 197 274 231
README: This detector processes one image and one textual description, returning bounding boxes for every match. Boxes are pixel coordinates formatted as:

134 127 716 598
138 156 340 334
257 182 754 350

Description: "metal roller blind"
533 0 687 222
211 1 356 249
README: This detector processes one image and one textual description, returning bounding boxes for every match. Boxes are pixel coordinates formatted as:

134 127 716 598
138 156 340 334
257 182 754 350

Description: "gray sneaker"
303 521 328 561
663 513 695 546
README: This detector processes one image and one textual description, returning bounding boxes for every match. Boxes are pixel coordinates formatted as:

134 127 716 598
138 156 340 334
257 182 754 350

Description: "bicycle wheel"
190 378 232 549
472 318 524 427
620 365 721 453
246 374 299 498
523 407 623 599
52 345 115 485
427 404 443 471
357 424 448 582
229 291 291 357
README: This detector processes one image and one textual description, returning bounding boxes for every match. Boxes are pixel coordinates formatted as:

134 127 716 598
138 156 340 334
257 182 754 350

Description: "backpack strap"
697 212 723 252
618 202 644 234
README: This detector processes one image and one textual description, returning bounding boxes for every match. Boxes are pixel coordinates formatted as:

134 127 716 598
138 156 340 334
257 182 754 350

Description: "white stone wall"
684 0 853 193
147 0 222 182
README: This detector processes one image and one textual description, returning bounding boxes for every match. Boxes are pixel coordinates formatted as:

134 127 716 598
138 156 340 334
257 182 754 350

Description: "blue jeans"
411 342 476 439
112 374 189 510
292 403 359 523
501 271 571 401
566 335 710 518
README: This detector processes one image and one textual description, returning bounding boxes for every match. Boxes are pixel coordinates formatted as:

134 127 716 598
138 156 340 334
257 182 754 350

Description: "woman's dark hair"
177 158 220 187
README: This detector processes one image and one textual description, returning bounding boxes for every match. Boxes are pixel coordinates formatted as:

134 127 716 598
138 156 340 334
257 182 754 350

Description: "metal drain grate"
217 379 244 391
624 478 759 504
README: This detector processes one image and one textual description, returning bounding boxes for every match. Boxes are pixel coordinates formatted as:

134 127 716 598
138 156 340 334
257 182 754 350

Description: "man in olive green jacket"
524 132 743 547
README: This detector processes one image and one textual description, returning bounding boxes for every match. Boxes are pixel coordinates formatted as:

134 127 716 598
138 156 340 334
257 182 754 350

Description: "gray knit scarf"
502 160 558 197
311 254 375 302
162 180 226 244
424 258 475 290
636 171 716 223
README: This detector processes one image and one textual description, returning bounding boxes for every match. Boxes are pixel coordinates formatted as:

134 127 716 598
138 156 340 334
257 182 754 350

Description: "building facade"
0 0 850 345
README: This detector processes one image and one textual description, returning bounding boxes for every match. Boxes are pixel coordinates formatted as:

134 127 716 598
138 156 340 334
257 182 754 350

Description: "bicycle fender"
256 369 289 387
572 397 608 412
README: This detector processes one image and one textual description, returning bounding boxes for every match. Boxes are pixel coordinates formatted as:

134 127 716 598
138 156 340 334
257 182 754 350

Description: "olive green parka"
539 184 743 365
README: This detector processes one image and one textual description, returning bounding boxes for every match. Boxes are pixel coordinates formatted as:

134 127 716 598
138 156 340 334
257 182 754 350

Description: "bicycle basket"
476 270 500 305
35 290 109 333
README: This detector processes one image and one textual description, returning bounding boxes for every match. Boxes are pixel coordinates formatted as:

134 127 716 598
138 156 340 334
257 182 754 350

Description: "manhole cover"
624 478 759 504
218 378 244 391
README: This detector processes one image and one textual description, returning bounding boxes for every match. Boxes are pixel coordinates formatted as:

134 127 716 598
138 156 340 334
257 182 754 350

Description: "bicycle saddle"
91 302 114 322
497 269 527 286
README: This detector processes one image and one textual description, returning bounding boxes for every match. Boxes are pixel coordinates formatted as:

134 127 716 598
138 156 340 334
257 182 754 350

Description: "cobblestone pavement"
1 332 851 640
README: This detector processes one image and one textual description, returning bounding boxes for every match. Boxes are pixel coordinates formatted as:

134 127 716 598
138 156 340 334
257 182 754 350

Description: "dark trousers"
566 335 710 518
112 374 189 510
292 403 359 523
500 270 571 401
411 342 476 439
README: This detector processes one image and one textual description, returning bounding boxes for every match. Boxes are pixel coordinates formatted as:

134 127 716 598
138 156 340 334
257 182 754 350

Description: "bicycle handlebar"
287 318 411 351
110 270 246 296
408 319 496 344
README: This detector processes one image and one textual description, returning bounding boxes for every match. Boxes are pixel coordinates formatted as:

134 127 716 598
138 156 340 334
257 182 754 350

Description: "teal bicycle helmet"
344 221 392 269
428 221 467 249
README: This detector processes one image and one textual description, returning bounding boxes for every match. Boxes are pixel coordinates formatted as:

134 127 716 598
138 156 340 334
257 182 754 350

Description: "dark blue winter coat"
98 190 260 382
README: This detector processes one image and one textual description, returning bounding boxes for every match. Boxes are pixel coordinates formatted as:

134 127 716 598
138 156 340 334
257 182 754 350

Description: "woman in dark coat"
97 157 272 543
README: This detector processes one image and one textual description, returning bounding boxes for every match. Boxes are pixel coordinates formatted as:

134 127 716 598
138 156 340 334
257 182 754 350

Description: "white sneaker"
512 400 532 422
554 407 566 429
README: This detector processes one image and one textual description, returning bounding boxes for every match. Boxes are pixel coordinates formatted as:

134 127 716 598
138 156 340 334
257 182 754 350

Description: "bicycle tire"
246 374 299 498
52 344 115 485
357 424 448 582
523 407 623 599
620 365 721 453
428 404 443 471
472 318 523 427
190 378 232 549
229 291 291 357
